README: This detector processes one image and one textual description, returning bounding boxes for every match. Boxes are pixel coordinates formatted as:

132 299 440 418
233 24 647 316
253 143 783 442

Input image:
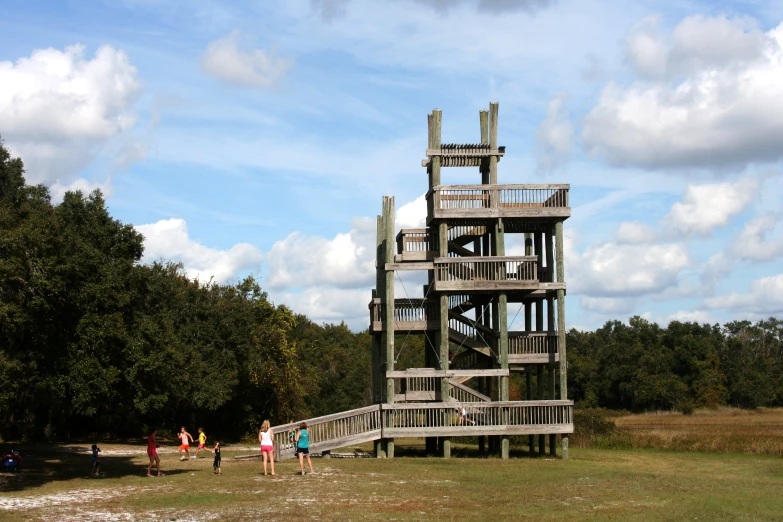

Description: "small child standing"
195 428 208 458
91 445 101 477
212 442 222 475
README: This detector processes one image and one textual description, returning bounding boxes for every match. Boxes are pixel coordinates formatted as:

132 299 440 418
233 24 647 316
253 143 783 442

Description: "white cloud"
568 228 690 298
535 93 573 174
396 194 427 229
730 213 783 261
265 217 375 290
579 296 638 314
662 309 717 324
705 274 783 315
136 218 263 282
0 44 141 184
273 287 369 327
699 252 734 290
50 177 114 204
615 221 659 244
624 15 667 78
661 178 758 236
312 0 554 19
201 30 292 88
583 17 783 169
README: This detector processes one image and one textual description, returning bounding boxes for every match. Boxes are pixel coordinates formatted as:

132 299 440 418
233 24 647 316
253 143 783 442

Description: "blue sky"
2 0 783 330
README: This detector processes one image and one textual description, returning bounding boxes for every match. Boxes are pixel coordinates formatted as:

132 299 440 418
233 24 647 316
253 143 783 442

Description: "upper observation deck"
427 184 570 223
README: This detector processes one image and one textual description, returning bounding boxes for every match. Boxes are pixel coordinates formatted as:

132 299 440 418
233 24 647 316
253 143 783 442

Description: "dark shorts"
92 459 100 466
213 458 221 468
296 447 309 455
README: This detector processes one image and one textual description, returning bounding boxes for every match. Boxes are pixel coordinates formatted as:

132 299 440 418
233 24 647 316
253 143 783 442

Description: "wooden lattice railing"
271 401 573 459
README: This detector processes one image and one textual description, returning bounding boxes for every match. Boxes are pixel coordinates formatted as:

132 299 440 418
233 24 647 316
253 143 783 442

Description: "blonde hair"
261 420 270 433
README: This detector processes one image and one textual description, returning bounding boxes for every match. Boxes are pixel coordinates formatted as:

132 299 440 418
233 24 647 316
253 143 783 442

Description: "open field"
1 440 782 521
609 407 783 456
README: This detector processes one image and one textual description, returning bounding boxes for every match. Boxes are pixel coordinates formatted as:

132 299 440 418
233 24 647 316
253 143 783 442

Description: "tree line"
0 140 371 441
2 140 781 441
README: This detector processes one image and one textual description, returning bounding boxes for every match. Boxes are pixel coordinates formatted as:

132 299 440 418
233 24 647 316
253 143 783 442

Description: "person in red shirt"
146 429 165 477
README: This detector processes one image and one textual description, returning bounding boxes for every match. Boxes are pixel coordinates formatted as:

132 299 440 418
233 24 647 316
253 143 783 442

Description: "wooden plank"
434 255 536 263
434 281 540 292
383 425 574 438
432 184 570 190
380 400 572 410
394 252 437 262
385 262 434 271
433 208 572 219
386 369 509 378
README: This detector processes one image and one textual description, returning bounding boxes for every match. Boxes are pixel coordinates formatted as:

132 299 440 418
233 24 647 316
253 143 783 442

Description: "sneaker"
191 456 197 459
146 473 153 477
180 457 186 461
157 472 166 477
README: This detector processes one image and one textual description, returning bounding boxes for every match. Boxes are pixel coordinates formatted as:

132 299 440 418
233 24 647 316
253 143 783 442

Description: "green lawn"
1 442 782 521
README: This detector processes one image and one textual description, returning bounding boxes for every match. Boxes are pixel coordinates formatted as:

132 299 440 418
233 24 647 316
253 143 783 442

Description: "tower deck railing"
428 184 570 220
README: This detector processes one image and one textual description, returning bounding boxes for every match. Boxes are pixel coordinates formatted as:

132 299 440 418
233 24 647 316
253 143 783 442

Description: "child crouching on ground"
213 442 222 475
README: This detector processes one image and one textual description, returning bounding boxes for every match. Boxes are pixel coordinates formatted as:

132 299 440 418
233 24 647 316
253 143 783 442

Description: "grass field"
2 409 782 521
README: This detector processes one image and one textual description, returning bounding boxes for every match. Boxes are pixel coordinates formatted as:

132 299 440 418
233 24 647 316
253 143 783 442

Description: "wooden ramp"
271 400 573 460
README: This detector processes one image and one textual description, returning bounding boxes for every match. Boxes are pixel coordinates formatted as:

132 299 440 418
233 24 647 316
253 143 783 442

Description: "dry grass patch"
614 407 783 456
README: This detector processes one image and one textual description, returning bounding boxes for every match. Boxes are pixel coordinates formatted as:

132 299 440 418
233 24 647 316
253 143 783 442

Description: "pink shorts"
261 445 274 453
198 444 206 449
147 447 157 457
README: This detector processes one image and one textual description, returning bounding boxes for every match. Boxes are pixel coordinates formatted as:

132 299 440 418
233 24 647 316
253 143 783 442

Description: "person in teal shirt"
295 422 314 475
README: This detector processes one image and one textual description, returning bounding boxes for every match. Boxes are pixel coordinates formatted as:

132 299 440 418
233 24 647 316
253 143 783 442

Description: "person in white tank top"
258 420 276 476
178 427 194 461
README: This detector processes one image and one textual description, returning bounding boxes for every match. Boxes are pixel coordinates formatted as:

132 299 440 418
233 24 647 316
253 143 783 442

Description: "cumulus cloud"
136 218 263 282
311 0 554 19
661 178 758 236
0 44 141 184
705 274 783 315
579 296 638 314
567 228 690 298
699 252 734 291
201 30 292 88
663 309 717 324
396 194 427 229
50 177 114 204
730 213 783 261
273 287 369 326
615 221 659 244
265 217 375 290
583 16 783 169
535 94 573 175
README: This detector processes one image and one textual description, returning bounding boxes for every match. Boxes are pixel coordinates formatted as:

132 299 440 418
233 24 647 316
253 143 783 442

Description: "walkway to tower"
271 400 572 460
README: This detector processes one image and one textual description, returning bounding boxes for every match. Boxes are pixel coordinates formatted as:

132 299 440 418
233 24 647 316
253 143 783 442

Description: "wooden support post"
538 365 545 456
546 225 554 283
555 220 568 459
384 197 396 458
489 102 498 184
438 221 451 458
480 109 489 184
526 368 535 454
431 110 442 187
549 366 557 456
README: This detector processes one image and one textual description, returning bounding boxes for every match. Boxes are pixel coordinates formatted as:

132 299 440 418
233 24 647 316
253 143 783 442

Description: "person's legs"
155 455 163 475
262 452 268 475
270 452 276 476
147 455 153 476
298 452 304 474
306 454 313 473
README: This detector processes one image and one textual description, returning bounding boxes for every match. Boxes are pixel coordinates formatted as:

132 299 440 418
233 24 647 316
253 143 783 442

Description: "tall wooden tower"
370 102 572 459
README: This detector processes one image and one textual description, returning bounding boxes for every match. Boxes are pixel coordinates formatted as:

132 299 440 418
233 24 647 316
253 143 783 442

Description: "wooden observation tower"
370 102 574 459
269 103 573 462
